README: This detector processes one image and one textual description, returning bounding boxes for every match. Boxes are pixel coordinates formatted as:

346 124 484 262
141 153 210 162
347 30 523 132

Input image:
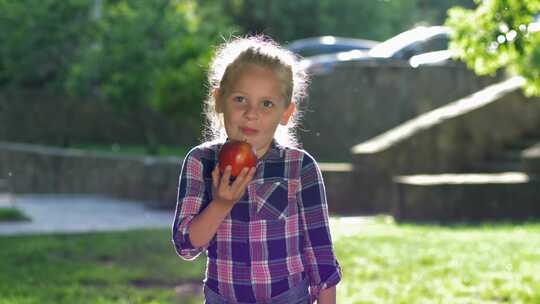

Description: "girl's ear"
213 89 223 113
280 101 296 125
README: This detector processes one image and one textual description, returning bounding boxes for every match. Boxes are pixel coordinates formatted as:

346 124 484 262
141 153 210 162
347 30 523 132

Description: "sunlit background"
1 0 540 303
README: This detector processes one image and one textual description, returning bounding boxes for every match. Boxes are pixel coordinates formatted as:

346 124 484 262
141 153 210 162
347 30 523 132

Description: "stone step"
470 143 540 174
488 150 523 162
522 129 540 138
523 143 540 174
393 172 540 222
469 161 522 173
506 139 540 150
320 163 355 214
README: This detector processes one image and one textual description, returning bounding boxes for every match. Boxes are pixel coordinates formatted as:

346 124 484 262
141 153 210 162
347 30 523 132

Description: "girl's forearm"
188 200 232 247
317 285 336 304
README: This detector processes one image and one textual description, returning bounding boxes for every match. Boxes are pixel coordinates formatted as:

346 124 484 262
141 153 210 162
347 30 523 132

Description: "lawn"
1 217 540 303
333 216 540 303
0 229 206 304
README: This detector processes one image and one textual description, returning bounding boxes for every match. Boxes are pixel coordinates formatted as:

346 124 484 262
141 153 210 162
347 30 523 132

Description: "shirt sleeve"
298 152 342 303
171 148 212 260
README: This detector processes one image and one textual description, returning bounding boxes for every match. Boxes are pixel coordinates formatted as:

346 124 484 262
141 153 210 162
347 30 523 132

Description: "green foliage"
416 0 476 26
218 0 475 42
67 0 235 128
0 0 97 89
318 0 419 41
0 0 235 151
63 0 236 152
446 0 540 95
1 0 480 149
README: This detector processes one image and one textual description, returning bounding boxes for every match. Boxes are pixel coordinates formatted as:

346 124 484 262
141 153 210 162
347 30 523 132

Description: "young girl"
172 36 341 304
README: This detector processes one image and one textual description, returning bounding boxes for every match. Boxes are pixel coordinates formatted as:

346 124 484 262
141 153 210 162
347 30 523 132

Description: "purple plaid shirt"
172 140 341 303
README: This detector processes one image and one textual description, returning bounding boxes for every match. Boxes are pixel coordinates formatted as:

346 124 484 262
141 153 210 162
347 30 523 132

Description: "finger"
240 167 257 188
231 167 249 187
234 167 256 198
229 168 248 197
220 165 232 187
212 165 220 189
247 167 257 180
242 166 256 182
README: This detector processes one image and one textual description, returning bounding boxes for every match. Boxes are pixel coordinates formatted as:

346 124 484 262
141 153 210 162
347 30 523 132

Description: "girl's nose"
244 104 259 120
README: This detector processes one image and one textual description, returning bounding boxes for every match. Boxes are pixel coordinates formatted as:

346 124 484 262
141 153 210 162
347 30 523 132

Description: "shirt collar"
261 139 285 161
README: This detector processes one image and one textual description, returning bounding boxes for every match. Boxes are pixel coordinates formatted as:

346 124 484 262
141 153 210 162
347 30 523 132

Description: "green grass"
331 216 540 303
1 219 540 303
0 207 30 222
0 229 206 304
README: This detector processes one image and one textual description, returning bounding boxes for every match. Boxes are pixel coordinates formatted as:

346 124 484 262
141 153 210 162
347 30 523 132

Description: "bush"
446 0 540 95
0 0 97 89
67 0 236 152
0 207 30 222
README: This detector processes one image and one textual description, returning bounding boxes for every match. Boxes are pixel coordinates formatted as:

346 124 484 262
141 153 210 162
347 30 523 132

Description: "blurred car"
286 36 379 57
301 26 452 74
367 26 451 59
408 49 455 68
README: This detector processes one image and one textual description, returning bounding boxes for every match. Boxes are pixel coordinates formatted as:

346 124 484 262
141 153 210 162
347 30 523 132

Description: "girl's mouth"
240 127 258 135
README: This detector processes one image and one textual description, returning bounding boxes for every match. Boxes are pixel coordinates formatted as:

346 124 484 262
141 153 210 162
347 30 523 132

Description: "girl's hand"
211 164 256 209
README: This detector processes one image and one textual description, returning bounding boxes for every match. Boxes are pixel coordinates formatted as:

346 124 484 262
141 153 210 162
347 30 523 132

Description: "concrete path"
0 194 174 236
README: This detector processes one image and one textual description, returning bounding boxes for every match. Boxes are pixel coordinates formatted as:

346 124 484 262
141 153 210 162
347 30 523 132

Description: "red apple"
218 140 257 177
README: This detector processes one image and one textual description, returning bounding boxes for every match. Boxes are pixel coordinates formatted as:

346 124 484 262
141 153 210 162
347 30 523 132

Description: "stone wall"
350 77 540 214
0 142 182 209
0 142 353 214
299 61 501 161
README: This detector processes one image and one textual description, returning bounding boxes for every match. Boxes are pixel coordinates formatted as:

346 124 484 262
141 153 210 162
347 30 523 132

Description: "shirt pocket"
250 177 290 221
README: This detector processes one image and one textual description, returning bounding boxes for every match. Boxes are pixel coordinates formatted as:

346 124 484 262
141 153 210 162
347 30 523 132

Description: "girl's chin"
232 133 256 143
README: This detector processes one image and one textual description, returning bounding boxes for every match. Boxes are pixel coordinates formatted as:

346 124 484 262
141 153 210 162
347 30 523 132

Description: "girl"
172 36 341 304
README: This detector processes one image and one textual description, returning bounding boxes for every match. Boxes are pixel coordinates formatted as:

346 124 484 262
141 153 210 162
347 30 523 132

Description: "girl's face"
216 64 295 158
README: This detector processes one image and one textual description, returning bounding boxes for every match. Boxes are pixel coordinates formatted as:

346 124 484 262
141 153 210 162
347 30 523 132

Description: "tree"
0 0 101 147
416 0 475 26
446 0 540 95
0 0 98 89
67 0 235 153
216 0 475 43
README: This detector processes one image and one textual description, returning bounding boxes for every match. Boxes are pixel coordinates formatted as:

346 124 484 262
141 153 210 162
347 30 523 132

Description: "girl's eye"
262 100 274 108
233 96 245 103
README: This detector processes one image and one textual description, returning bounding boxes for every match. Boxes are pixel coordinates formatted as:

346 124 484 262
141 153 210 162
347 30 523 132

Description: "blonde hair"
203 35 309 147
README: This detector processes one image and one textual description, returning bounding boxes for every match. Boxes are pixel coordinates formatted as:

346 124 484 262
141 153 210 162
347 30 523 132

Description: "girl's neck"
255 144 271 159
